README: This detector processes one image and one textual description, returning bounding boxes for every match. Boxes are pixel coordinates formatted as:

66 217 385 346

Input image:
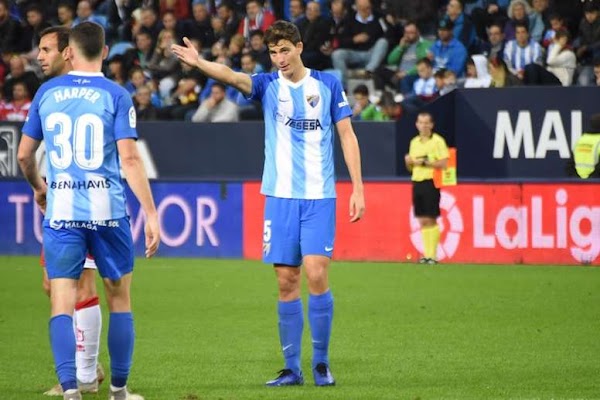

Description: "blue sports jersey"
249 69 352 199
22 71 137 221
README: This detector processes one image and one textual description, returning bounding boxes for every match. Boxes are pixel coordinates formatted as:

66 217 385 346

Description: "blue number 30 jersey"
22 71 137 221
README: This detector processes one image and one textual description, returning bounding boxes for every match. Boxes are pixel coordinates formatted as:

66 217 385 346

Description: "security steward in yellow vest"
404 112 449 265
567 113 600 179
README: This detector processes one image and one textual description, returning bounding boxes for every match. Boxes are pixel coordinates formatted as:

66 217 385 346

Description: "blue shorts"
263 196 336 266
43 217 134 280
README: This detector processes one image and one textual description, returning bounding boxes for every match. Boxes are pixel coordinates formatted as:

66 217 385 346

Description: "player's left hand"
349 191 365 223
34 184 47 214
171 37 200 68
144 213 160 258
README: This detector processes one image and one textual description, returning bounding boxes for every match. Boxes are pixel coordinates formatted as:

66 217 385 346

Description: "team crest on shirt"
306 94 320 108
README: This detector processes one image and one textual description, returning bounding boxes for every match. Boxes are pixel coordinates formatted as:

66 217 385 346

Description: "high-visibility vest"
433 147 457 188
574 134 600 179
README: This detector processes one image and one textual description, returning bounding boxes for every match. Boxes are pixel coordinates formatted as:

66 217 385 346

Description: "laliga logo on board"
409 191 463 260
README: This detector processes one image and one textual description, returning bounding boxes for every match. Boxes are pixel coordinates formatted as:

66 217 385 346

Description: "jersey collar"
68 71 105 77
278 68 311 89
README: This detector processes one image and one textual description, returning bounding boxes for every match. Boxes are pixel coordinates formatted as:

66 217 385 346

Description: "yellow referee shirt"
409 133 449 182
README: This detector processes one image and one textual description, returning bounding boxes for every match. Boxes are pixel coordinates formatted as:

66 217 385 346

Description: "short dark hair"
70 22 105 60
353 84 369 96
264 20 302 46
417 57 432 67
417 111 434 123
515 21 529 33
212 82 227 92
40 26 70 52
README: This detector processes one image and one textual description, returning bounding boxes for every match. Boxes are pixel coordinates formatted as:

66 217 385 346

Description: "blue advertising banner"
454 87 600 179
0 181 243 258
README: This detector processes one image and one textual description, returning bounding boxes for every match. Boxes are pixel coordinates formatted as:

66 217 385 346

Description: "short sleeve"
21 89 44 140
247 73 266 101
114 91 138 141
435 136 450 160
328 77 352 123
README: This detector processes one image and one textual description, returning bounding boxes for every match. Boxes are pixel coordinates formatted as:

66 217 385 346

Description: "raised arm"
336 117 365 222
117 138 160 258
172 37 253 95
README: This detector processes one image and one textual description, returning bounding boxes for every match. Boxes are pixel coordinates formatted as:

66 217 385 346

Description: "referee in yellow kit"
404 112 449 264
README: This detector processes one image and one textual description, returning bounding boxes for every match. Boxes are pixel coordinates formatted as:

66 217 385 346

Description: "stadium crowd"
1 0 599 123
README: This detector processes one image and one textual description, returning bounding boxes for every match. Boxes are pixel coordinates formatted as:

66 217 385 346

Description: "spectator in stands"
488 55 522 86
21 4 52 58
216 1 241 45
162 9 186 44
228 34 245 70
297 1 332 70
532 0 551 30
428 19 468 77
159 61 202 119
566 113 600 179
0 0 22 54
541 13 566 48
434 68 458 95
481 21 506 60
2 55 40 101
0 81 31 121
289 0 306 25
504 0 544 43
159 0 190 20
468 0 509 41
232 53 263 119
387 0 438 37
188 2 216 50
595 59 600 85
524 29 575 86
351 84 372 120
503 22 544 80
238 0 276 40
401 57 437 115
463 54 492 87
320 0 348 59
443 0 478 53
379 91 402 120
73 0 107 28
107 54 127 85
191 82 239 122
134 84 159 121
575 1 600 86
374 21 432 96
57 2 75 28
248 29 272 71
137 6 162 45
125 30 154 71
331 0 389 84
148 28 181 99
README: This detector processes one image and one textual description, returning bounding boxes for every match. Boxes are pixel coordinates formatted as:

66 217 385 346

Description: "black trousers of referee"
412 179 440 218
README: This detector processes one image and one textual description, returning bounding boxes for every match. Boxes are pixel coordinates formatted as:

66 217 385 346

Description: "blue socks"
309 290 334 368
49 314 77 391
278 299 303 375
108 312 135 388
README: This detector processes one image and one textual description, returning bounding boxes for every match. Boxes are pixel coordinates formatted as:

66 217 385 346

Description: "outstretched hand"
171 37 200 67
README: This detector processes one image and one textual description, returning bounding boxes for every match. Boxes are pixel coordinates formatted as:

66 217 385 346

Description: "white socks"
74 297 102 383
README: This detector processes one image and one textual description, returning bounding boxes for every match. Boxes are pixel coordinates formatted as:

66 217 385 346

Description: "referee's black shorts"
412 179 440 218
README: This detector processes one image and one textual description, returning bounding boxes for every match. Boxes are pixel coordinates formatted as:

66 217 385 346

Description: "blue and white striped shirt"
248 69 352 199
22 71 137 221
503 39 544 73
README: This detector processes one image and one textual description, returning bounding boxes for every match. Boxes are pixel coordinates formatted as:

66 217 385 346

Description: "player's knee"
305 267 328 286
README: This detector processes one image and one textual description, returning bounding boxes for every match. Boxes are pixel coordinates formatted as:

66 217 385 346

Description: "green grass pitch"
0 256 599 400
